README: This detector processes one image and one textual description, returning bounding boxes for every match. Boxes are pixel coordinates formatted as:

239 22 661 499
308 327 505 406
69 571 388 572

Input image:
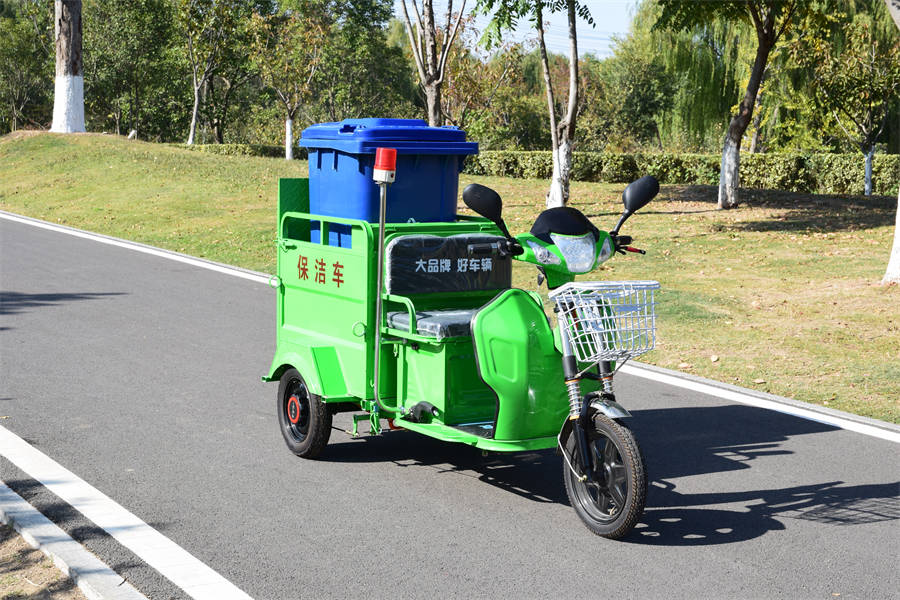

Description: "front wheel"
563 414 647 539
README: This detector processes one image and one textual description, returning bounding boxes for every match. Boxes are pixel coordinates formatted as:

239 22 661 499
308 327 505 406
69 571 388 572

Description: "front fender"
590 399 632 419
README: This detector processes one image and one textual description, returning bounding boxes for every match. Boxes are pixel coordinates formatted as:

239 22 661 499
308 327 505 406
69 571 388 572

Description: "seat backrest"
384 234 512 295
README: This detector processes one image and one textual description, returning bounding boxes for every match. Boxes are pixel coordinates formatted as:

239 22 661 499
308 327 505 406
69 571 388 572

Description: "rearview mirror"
612 175 659 234
623 175 659 214
462 183 503 223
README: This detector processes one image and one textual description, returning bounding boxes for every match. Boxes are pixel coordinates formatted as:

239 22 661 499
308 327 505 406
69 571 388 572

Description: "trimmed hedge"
464 151 900 196
174 143 308 159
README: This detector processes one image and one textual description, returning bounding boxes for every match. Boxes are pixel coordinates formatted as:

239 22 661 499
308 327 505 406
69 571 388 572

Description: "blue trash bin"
300 118 479 247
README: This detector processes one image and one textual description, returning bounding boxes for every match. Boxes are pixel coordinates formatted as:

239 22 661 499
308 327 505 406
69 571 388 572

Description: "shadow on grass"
655 185 896 233
326 404 899 546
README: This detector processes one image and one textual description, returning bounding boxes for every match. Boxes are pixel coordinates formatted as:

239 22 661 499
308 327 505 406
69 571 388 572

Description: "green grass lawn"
2 132 898 422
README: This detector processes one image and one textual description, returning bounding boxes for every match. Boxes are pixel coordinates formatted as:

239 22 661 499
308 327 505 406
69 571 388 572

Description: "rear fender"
265 345 348 399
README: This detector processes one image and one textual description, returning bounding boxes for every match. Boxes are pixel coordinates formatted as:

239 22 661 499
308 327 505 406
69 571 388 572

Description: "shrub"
174 143 307 160
463 151 899 196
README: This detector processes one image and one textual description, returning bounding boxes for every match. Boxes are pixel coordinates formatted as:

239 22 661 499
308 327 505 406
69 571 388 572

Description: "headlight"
550 233 596 273
527 240 561 265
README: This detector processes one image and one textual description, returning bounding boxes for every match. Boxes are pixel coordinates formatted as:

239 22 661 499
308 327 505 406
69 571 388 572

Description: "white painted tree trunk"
547 139 572 208
864 147 874 196
285 118 293 160
718 135 740 209
186 87 200 145
50 0 85 133
883 189 900 284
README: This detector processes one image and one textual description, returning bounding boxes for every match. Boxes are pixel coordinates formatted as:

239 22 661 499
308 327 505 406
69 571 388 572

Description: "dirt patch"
0 524 86 600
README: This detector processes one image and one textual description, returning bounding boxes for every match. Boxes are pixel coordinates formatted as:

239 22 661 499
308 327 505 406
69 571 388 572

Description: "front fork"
558 310 615 483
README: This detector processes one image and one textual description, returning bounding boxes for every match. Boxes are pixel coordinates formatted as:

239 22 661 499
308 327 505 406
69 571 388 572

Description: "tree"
308 3 416 123
792 18 899 196
882 0 900 285
399 0 468 126
50 0 85 132
250 4 327 159
0 4 52 131
82 0 175 138
177 0 241 145
656 0 801 209
477 0 594 208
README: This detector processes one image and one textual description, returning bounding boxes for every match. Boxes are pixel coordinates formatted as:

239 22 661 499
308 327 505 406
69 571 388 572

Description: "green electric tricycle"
265 166 660 539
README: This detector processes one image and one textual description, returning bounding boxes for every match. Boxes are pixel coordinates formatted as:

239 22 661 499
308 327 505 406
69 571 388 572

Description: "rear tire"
277 368 332 458
563 413 647 539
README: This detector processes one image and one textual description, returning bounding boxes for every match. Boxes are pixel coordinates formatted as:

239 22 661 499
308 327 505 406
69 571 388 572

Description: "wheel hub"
287 395 301 424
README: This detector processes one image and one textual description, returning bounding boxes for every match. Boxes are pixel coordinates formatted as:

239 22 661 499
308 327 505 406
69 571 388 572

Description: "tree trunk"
187 85 200 145
424 85 441 127
883 188 900 284
718 16 775 209
285 117 294 160
50 0 85 133
548 140 573 208
864 146 874 196
543 0 579 209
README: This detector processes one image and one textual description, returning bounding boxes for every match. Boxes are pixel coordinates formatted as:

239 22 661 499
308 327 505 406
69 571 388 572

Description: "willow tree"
477 0 593 208
656 0 801 209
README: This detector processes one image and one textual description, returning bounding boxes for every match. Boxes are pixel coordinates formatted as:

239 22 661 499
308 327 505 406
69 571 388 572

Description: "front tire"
563 413 647 539
277 368 332 458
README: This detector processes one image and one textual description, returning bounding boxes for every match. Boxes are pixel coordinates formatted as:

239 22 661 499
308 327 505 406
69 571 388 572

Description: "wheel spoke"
609 463 627 485
609 480 626 508
603 438 618 465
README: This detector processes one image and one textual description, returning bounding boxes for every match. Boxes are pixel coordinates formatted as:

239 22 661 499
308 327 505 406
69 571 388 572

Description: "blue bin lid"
300 118 478 155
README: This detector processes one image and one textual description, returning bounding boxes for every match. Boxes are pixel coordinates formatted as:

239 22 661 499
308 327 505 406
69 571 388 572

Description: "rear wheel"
277 368 331 458
563 413 647 539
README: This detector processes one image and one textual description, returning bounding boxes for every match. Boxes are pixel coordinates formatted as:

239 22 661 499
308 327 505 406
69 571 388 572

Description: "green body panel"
471 289 569 441
396 338 496 425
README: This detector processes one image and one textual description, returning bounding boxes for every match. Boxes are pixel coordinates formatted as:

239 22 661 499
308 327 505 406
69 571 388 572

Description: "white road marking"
0 425 253 600
0 211 270 285
2 211 898 442
619 364 900 443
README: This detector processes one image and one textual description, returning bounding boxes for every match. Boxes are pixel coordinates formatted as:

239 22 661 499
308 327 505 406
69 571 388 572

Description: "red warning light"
373 147 397 183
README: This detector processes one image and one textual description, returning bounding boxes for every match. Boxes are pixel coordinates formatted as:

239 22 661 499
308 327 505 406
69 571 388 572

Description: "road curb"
0 482 147 600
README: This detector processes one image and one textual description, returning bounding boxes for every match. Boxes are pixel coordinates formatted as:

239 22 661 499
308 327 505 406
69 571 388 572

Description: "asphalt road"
1 216 899 600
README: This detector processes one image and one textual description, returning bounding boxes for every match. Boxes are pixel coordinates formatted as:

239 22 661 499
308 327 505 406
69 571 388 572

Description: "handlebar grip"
467 242 500 256
624 246 646 255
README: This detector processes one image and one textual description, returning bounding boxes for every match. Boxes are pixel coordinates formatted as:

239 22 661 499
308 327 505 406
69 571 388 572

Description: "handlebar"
468 240 524 257
610 233 645 255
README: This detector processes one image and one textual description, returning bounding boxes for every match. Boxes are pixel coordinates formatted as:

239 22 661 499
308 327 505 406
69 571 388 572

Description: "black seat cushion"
384 234 512 295
386 308 479 339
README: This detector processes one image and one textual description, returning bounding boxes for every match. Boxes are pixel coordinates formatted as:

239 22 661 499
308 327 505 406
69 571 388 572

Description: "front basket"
549 280 660 364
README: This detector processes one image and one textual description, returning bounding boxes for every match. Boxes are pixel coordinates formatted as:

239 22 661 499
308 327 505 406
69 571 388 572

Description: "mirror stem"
611 210 632 236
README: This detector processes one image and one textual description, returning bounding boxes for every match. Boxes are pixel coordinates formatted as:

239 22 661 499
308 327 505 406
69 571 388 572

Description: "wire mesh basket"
549 280 659 364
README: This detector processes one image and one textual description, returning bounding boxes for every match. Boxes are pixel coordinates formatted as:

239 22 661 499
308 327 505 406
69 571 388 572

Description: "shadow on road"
0 291 126 315
327 403 899 545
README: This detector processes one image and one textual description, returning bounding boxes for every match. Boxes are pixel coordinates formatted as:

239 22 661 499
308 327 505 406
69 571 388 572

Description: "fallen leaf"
753 378 766 384
678 362 693 369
